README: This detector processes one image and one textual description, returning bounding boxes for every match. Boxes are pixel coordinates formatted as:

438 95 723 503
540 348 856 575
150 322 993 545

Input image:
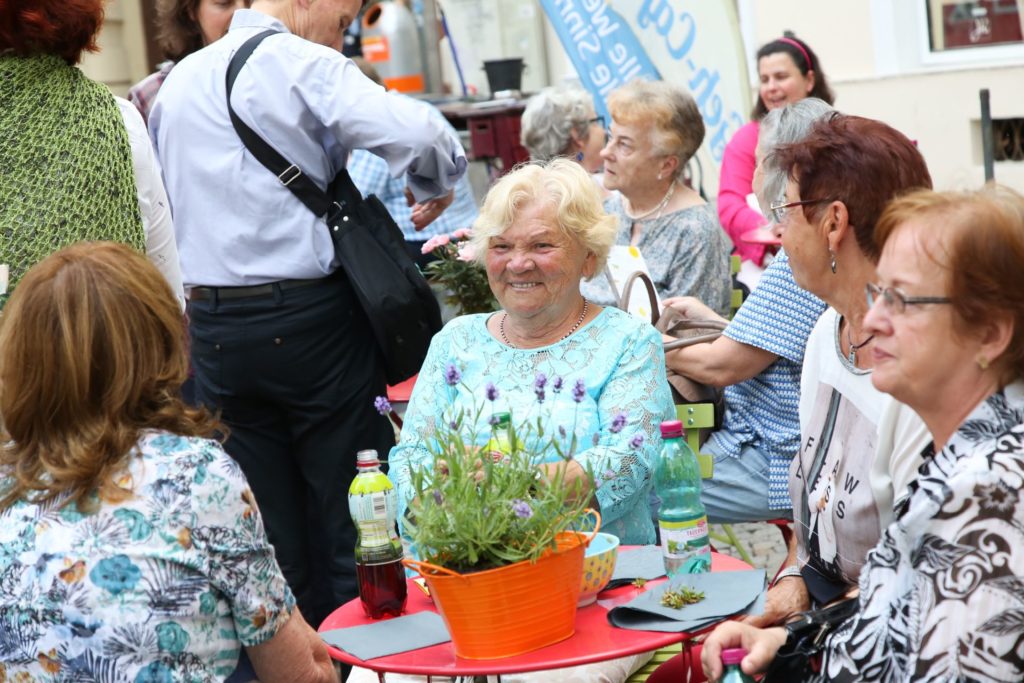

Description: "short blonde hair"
607 79 704 179
0 242 221 512
471 158 617 277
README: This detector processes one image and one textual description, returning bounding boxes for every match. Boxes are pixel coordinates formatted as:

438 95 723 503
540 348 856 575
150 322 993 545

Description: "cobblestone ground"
709 522 790 577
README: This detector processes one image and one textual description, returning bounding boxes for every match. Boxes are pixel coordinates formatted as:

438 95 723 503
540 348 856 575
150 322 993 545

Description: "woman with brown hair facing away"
0 243 336 683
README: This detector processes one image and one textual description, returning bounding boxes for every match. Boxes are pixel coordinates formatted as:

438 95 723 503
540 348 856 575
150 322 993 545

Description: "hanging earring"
977 355 990 370
575 151 584 162
829 249 837 274
657 173 663 181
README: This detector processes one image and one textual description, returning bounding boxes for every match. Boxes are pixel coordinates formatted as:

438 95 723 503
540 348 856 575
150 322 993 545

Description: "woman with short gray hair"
581 79 732 316
755 97 835 215
520 86 606 173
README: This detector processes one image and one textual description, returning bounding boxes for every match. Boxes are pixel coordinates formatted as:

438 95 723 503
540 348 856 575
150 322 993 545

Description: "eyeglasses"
768 198 834 224
865 282 952 314
588 115 606 129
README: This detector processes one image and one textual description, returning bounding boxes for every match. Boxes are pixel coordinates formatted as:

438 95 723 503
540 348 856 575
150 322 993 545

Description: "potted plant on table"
378 369 630 660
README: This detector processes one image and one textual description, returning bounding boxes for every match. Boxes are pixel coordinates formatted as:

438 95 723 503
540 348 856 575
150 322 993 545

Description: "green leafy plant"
381 368 642 574
421 230 497 316
660 585 705 609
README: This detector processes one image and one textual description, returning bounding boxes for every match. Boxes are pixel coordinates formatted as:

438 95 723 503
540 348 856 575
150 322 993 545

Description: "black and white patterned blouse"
817 382 1024 682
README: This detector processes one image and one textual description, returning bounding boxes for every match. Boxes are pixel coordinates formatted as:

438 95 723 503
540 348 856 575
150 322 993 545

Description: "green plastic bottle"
349 449 406 618
720 648 756 683
484 411 514 463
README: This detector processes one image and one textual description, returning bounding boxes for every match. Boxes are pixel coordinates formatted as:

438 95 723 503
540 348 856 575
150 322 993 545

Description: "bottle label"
350 490 396 547
660 515 711 568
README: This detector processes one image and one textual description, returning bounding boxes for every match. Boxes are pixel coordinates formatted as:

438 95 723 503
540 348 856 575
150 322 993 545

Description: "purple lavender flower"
433 490 444 505
485 382 500 402
610 412 627 434
488 414 501 427
552 376 564 393
374 396 392 416
603 468 617 480
534 373 547 404
629 433 645 450
449 419 459 430
592 433 600 447
444 363 461 386
558 425 567 439
572 379 586 403
512 499 533 519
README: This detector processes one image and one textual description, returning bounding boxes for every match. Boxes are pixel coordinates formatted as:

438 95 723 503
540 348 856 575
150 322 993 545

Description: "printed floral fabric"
817 382 1024 682
389 307 675 545
0 431 295 681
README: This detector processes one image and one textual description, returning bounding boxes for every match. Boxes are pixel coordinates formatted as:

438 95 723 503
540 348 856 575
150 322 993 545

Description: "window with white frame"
926 0 1024 51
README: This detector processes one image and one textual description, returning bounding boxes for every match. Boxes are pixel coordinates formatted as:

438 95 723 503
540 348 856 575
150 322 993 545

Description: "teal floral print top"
0 431 295 681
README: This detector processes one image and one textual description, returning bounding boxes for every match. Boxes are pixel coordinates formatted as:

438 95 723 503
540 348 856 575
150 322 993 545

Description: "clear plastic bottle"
654 420 710 575
349 449 407 619
720 648 756 682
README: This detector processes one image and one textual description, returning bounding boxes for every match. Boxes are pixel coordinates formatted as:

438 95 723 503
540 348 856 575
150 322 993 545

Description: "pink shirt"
717 121 769 265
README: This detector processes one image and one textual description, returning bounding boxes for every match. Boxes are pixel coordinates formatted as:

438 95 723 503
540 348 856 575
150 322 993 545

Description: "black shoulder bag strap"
225 29 336 219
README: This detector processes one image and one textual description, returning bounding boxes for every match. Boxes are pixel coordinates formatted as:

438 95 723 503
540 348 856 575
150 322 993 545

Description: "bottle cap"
356 449 380 467
721 648 747 666
660 420 683 439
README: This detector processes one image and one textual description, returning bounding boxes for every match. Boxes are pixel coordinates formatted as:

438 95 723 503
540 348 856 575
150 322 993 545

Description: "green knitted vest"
0 54 145 307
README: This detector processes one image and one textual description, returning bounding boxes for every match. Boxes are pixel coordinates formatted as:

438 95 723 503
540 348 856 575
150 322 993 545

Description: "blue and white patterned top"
388 306 675 545
348 99 478 242
0 431 295 681
705 250 826 510
581 194 733 317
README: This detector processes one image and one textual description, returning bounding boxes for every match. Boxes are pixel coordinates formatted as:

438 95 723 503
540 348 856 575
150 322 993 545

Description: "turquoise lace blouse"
388 306 675 545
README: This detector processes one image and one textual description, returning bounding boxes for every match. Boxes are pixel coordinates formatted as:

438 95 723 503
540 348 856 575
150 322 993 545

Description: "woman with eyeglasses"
702 184 1024 682
520 86 607 174
580 79 732 316
726 113 932 632
718 34 834 276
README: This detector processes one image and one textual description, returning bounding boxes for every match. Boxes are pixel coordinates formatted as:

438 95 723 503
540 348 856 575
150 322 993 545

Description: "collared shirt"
128 60 174 126
704 250 826 510
150 9 466 288
348 100 478 242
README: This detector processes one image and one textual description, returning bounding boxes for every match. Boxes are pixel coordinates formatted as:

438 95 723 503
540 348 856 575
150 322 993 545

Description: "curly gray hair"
520 87 596 162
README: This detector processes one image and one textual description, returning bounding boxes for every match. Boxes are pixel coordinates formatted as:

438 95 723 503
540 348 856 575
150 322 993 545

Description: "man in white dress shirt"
151 0 466 627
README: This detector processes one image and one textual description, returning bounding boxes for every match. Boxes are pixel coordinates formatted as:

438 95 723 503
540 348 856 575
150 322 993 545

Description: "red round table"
319 551 750 678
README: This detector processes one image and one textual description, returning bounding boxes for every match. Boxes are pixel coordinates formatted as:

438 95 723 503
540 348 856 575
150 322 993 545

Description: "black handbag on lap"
225 30 442 385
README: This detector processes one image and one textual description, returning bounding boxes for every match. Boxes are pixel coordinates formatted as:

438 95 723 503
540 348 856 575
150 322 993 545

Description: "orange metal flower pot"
403 516 599 660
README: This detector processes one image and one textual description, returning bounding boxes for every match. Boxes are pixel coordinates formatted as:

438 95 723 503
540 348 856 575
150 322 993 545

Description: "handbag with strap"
618 271 727 434
225 29 442 385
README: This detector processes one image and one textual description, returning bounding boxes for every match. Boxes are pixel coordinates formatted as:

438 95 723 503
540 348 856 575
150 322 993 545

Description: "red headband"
778 37 812 70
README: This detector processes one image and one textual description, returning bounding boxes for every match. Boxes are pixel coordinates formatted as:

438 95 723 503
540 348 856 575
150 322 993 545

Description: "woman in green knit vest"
0 0 184 309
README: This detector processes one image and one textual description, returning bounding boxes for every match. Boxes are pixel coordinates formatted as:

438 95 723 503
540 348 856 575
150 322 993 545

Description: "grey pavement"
709 522 790 578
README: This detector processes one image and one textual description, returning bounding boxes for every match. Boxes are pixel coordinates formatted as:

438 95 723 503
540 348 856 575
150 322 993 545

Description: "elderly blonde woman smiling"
390 158 674 547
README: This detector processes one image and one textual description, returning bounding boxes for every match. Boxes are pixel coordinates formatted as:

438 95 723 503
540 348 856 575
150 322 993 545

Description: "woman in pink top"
718 33 834 267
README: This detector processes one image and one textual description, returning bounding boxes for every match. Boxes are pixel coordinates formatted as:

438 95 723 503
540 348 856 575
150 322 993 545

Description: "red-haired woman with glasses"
703 185 1024 682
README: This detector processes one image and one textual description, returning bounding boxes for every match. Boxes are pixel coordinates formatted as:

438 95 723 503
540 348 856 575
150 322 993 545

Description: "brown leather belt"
189 277 325 301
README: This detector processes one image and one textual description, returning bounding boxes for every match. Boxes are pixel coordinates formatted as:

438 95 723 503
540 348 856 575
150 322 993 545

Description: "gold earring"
977 355 990 370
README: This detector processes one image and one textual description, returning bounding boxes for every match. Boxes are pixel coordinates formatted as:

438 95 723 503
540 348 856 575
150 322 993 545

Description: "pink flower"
456 242 477 262
421 233 451 254
452 228 473 240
